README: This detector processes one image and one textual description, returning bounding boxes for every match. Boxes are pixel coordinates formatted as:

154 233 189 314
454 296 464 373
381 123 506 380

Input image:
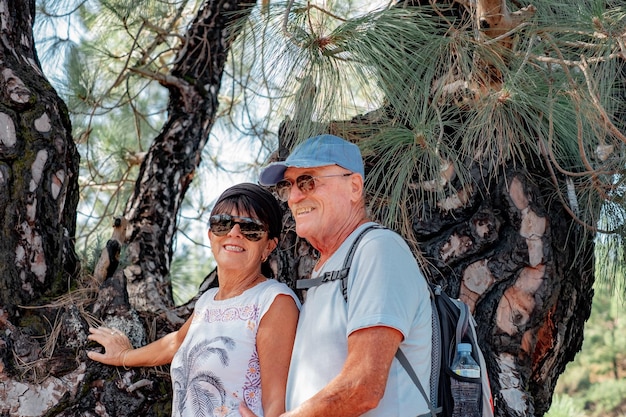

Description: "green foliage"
579 284 626 376
235 1 626 258
545 395 585 417
36 0 188 253
546 394 585 417
170 241 214 306
583 380 626 416
552 269 626 416
556 365 591 395
35 0 223 301
595 233 626 301
554 379 626 417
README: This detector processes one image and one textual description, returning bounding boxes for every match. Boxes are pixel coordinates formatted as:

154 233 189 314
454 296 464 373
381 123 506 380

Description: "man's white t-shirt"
286 223 432 416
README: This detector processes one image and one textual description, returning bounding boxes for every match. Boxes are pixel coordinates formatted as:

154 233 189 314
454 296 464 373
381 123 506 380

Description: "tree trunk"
270 1 597 414
0 0 84 415
274 113 596 417
412 166 595 417
0 1 253 415
121 0 255 320
0 0 80 311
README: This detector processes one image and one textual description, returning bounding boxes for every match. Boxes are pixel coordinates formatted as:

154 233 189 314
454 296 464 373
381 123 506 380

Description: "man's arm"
284 325 403 417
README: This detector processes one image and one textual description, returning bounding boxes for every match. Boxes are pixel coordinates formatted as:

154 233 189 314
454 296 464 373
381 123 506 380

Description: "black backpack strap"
295 224 382 300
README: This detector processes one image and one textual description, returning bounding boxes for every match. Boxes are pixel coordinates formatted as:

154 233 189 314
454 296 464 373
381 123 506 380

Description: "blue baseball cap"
259 134 365 186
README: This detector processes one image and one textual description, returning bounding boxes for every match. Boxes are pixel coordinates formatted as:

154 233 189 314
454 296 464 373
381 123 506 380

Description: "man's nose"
288 184 305 203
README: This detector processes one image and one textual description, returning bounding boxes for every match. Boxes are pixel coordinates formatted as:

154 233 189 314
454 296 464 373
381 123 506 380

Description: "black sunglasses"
209 214 267 241
275 173 353 202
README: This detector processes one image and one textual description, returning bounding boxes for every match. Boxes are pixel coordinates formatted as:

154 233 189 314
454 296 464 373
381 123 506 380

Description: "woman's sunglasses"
209 214 267 241
275 173 353 201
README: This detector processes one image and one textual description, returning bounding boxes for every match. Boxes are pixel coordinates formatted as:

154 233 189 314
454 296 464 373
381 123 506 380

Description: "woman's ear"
265 237 278 258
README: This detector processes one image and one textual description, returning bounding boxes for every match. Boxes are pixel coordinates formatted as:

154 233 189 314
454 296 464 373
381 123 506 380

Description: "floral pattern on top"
170 280 298 417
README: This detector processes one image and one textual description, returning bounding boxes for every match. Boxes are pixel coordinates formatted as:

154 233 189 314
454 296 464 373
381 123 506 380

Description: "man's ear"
350 173 364 202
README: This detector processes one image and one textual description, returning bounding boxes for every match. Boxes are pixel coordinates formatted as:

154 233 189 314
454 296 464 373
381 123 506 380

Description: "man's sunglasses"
275 173 353 202
209 214 267 241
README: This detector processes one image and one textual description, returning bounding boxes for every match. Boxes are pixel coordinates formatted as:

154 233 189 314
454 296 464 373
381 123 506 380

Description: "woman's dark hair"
211 183 282 239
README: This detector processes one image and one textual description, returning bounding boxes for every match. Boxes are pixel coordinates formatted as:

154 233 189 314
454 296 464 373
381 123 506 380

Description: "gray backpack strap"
396 348 441 417
428 285 442 414
296 269 349 290
295 224 381 300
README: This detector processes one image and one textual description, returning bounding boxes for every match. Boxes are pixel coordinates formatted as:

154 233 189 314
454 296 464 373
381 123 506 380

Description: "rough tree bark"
413 166 595 417
0 1 80 311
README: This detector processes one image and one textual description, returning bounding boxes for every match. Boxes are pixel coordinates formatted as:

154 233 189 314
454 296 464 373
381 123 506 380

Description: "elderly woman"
88 183 300 417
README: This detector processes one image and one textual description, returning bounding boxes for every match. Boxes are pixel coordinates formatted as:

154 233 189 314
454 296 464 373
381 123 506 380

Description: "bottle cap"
458 343 472 353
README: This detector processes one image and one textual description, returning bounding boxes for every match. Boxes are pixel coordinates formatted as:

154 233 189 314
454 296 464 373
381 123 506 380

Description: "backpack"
297 224 494 417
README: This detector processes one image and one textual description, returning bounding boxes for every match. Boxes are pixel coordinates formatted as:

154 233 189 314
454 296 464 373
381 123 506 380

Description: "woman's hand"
87 326 133 367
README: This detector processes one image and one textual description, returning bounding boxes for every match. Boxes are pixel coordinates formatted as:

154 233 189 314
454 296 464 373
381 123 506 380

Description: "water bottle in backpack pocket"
450 343 482 417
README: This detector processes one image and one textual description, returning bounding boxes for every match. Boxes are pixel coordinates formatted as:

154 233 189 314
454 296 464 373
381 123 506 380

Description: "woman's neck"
215 272 266 300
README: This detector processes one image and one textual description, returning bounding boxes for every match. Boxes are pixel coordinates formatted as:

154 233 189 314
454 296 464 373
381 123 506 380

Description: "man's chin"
294 223 313 240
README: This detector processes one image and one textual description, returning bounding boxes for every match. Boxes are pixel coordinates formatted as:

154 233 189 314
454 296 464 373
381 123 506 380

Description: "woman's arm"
256 294 299 417
87 315 193 368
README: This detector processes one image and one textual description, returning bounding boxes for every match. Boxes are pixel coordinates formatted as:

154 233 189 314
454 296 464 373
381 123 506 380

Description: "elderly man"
251 134 432 417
